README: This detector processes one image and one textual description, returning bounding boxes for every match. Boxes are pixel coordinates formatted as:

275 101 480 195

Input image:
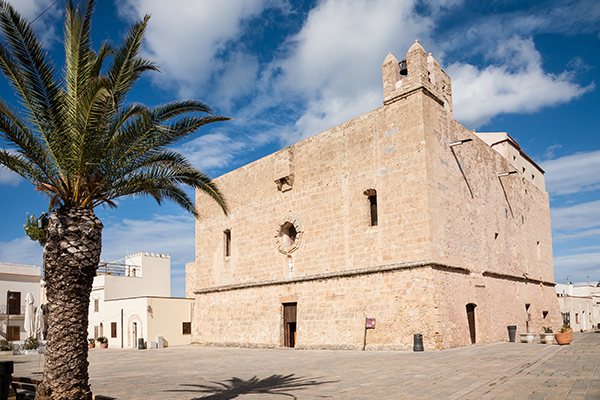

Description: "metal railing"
96 262 139 277
0 305 27 315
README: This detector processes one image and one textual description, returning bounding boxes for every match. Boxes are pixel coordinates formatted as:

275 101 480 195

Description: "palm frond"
0 0 229 218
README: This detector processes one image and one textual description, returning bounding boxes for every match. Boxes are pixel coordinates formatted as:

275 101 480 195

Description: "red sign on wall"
366 318 376 329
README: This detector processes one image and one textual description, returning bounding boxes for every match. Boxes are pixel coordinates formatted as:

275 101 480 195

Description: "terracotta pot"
100 343 108 348
555 329 572 345
88 343 95 349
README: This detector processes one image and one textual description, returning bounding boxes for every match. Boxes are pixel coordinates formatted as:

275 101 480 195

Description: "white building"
88 252 193 348
556 283 600 332
0 262 43 341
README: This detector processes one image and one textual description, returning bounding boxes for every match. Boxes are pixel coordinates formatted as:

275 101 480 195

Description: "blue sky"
0 0 599 297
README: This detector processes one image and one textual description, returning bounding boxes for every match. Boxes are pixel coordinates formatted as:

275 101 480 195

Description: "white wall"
88 252 191 347
146 297 193 347
96 297 192 349
556 283 600 332
0 262 43 341
102 252 170 300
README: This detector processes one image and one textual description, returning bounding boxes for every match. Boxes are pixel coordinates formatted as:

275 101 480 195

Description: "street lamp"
6 291 16 341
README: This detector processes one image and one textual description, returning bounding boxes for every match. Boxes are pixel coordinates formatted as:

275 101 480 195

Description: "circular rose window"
274 216 304 255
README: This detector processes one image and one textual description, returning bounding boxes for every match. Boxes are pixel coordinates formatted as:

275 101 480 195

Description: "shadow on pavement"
165 373 335 400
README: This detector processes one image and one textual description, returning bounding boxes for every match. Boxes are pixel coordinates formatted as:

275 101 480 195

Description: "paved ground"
2 331 599 399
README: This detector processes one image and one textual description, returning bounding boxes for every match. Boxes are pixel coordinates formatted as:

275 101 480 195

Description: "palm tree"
0 1 229 399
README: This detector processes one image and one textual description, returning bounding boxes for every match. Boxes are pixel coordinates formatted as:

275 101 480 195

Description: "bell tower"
382 40 453 114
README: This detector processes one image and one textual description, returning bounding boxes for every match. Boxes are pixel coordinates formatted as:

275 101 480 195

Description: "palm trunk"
37 205 103 400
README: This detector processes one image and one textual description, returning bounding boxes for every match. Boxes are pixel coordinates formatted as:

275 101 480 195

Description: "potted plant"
23 337 39 350
555 324 572 345
96 336 108 348
0 340 12 352
88 338 95 348
540 327 554 344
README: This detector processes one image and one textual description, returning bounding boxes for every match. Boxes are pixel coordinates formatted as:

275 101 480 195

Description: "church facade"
186 41 560 350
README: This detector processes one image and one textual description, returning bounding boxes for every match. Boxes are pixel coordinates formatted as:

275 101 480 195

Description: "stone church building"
186 41 560 350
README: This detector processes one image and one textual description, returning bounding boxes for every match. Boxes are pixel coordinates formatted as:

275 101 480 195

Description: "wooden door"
8 326 19 341
283 303 297 348
132 322 137 348
466 303 476 344
8 292 20 315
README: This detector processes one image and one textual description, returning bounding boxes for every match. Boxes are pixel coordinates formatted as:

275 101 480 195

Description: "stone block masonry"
186 40 560 351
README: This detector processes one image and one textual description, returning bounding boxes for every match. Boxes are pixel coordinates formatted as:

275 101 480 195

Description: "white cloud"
438 0 600 59
553 252 600 275
13 0 61 47
541 150 600 195
115 0 596 152
543 144 562 160
269 0 435 143
550 200 600 232
553 229 600 244
0 166 21 186
100 213 195 267
567 246 600 252
0 236 43 266
117 0 284 98
119 0 437 145
11 0 51 19
448 37 594 128
177 132 248 174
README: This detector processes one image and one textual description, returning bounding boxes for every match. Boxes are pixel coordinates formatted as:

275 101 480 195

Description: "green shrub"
23 337 39 350
96 336 108 344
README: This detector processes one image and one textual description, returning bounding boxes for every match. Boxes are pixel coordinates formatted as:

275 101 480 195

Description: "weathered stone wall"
187 41 560 349
424 106 554 283
190 92 433 294
432 269 561 348
193 266 444 350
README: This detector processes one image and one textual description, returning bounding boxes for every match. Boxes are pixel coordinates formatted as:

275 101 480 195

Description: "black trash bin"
413 333 424 352
507 325 517 342
0 361 13 400
138 338 145 350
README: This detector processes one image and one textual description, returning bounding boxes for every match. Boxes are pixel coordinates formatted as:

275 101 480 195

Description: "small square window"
182 322 191 335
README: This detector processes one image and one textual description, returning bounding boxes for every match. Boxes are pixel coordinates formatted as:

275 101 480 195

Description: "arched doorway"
466 303 477 344
127 314 142 348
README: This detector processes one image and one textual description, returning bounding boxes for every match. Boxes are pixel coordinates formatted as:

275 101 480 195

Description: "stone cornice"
193 261 557 295
482 270 556 287
383 85 445 107
194 259 468 294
